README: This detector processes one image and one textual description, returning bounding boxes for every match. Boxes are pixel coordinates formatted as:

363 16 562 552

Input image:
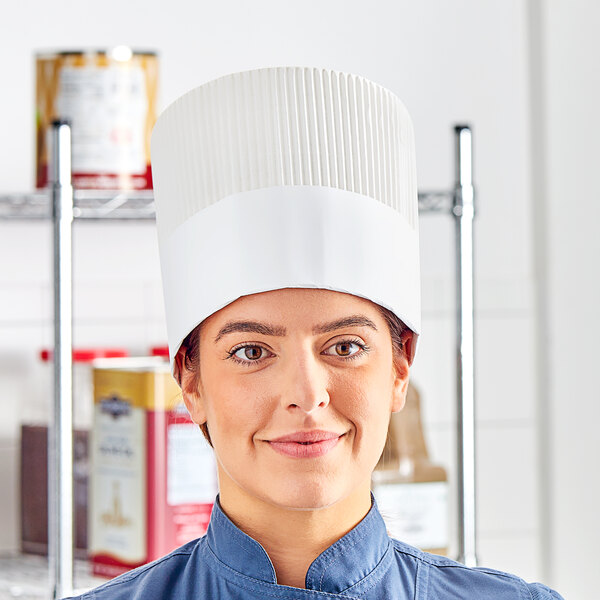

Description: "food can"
89 358 217 578
35 47 158 190
21 348 129 558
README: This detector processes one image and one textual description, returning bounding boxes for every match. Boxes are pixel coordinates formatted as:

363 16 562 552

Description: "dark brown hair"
176 303 410 448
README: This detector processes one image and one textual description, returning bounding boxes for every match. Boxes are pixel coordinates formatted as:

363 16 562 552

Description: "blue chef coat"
66 493 564 599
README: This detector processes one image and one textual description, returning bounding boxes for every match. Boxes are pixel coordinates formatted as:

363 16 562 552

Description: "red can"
89 359 216 578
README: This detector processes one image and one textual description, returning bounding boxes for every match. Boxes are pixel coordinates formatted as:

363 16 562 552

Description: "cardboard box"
372 383 449 555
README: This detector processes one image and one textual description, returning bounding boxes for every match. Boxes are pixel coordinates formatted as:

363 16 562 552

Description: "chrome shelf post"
49 120 75 599
453 125 477 567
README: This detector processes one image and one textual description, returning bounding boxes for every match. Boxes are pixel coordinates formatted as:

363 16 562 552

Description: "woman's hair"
176 303 409 448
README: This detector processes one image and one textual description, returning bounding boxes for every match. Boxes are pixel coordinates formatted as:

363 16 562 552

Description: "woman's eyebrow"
313 315 378 335
213 315 377 343
214 321 286 343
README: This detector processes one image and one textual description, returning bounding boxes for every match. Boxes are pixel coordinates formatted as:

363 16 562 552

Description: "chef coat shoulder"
62 538 203 600
390 538 565 600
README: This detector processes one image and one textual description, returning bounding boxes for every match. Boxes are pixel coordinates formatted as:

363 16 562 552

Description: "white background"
0 1 597 598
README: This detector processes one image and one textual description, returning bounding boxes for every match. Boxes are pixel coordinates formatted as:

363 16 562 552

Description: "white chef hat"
150 66 420 375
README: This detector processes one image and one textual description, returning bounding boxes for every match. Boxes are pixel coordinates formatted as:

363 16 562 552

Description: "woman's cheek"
348 382 391 444
334 376 372 420
209 379 266 438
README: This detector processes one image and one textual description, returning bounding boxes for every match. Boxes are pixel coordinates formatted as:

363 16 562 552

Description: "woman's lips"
266 433 344 458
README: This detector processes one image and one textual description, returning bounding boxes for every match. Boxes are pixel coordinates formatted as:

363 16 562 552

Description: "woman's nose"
281 350 330 414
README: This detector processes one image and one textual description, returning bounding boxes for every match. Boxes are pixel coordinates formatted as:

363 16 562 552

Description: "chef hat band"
151 66 421 374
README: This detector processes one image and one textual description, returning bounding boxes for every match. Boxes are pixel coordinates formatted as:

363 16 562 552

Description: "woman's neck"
217 474 373 588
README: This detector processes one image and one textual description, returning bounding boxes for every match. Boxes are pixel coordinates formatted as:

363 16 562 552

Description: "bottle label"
373 481 448 550
57 65 148 174
167 422 217 505
89 399 146 563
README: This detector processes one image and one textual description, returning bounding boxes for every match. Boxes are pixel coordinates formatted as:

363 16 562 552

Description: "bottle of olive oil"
372 383 449 556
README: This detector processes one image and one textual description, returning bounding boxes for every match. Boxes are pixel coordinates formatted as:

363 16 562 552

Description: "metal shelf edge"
0 190 454 220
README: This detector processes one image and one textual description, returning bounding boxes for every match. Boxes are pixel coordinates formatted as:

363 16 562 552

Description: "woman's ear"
403 330 417 367
175 345 207 426
391 329 414 413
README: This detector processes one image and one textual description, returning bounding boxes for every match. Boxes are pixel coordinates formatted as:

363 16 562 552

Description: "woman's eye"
323 339 366 359
229 345 270 364
227 339 368 366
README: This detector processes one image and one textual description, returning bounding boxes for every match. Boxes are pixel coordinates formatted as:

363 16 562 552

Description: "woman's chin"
257 479 350 511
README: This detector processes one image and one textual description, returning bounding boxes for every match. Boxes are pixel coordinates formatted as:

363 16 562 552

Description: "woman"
66 67 564 599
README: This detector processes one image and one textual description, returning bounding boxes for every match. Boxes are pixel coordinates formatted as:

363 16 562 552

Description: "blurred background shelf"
0 190 155 221
0 122 475 599
0 189 454 221
0 554 104 600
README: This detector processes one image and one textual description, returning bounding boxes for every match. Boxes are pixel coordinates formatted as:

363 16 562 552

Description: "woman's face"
181 288 411 511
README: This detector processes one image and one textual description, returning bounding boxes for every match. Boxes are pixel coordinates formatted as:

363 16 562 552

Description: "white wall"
529 1 600 597
1 0 591 595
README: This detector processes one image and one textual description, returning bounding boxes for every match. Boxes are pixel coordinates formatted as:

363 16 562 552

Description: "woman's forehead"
203 288 383 334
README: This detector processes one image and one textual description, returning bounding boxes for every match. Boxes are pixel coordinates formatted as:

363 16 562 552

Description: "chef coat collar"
205 491 392 594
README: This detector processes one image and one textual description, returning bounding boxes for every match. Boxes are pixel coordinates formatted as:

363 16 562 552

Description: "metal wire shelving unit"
0 121 476 599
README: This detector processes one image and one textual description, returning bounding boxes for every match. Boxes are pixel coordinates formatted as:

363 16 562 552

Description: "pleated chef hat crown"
151 66 421 374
